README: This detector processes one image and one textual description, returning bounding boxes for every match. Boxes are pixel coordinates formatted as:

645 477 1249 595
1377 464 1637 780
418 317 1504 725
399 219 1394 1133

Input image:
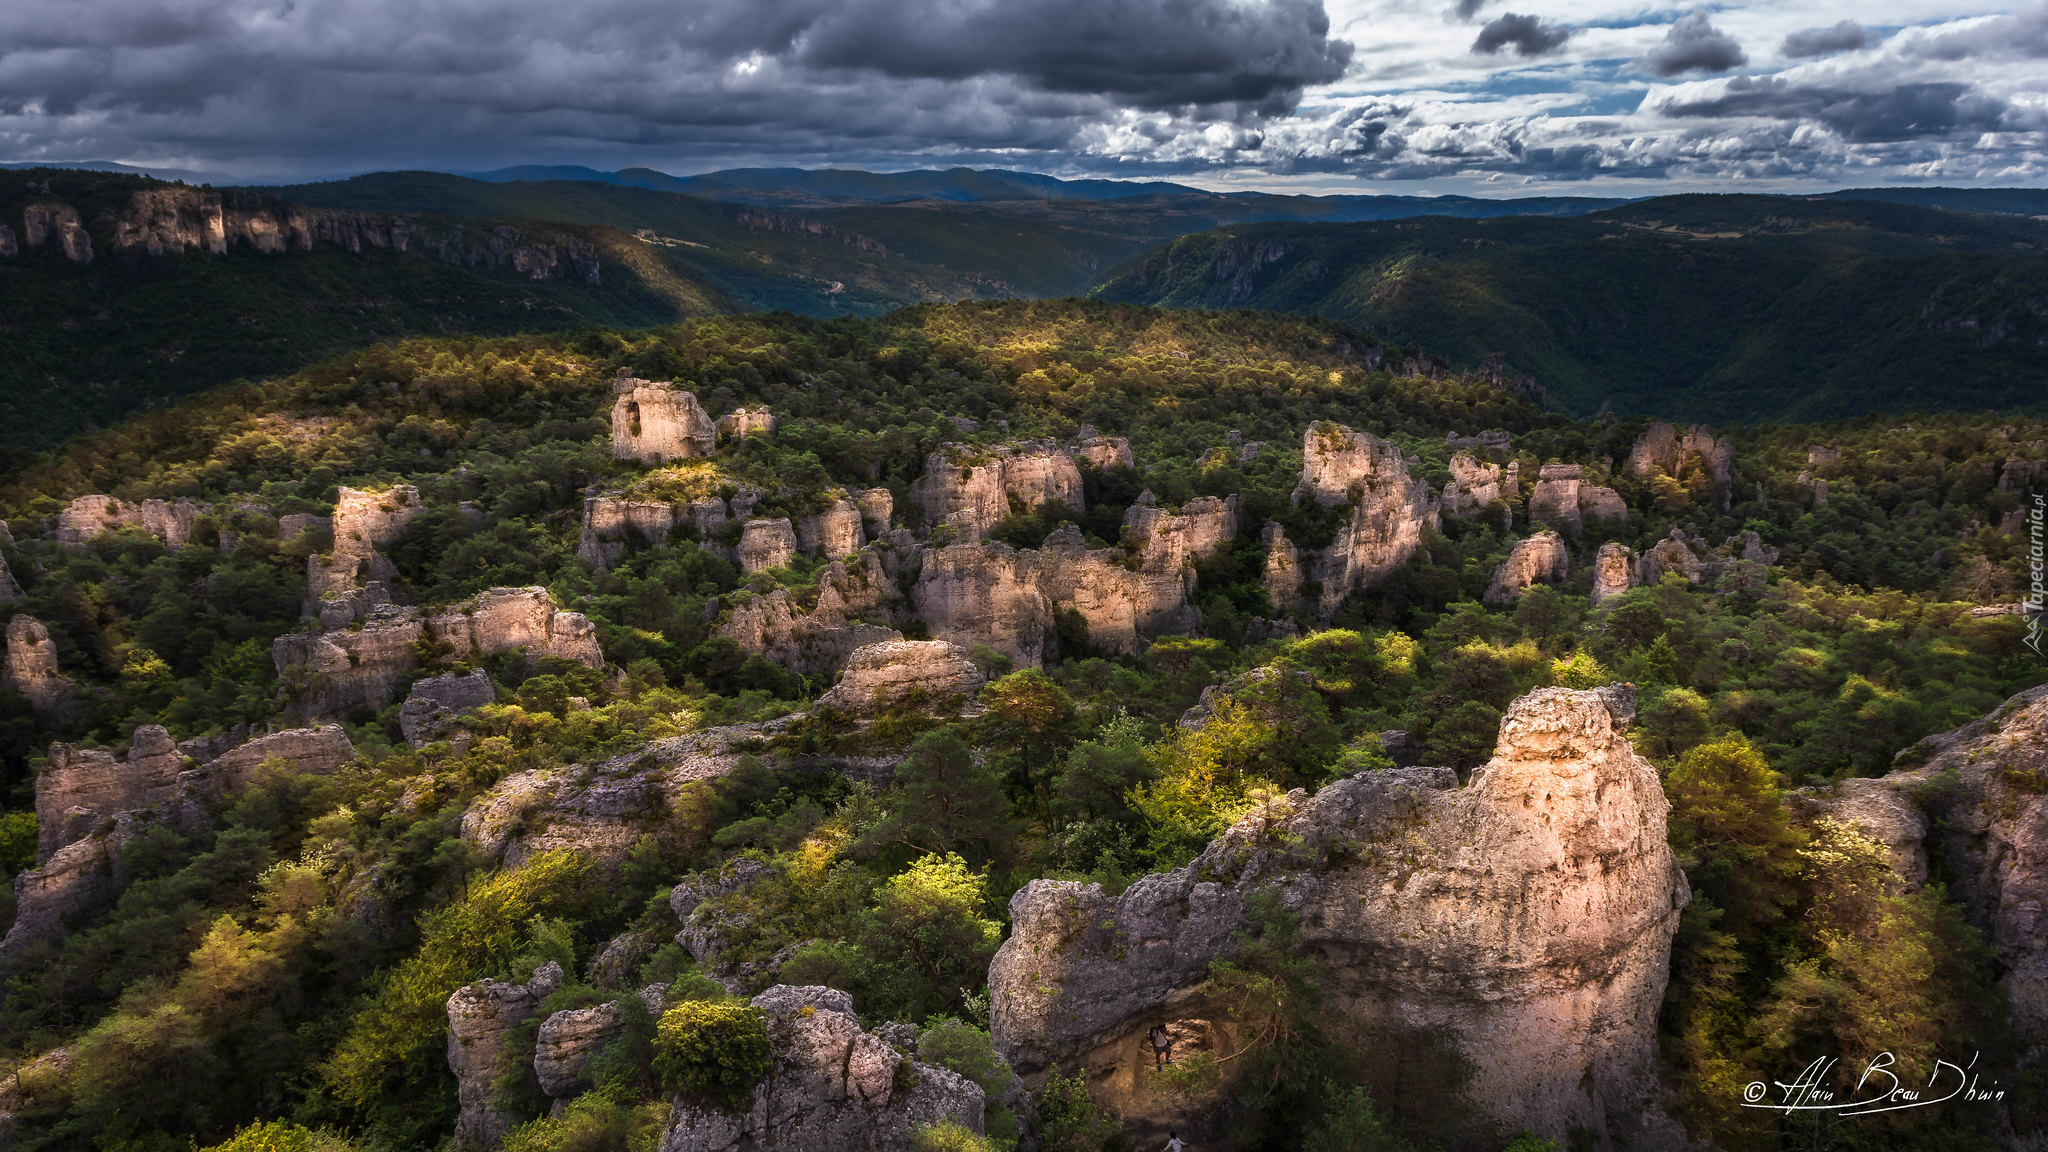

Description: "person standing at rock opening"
1164 1131 1185 1152
1149 1023 1172 1069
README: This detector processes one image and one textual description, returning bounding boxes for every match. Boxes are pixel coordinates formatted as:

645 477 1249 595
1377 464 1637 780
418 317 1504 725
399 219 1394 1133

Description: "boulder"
1591 542 1635 605
612 377 717 464
656 985 984 1152
718 407 777 440
447 962 564 1150
535 986 666 1102
1077 436 1134 470
988 685 1687 1149
737 519 798 573
1483 531 1569 606
427 587 605 670
1260 523 1301 615
815 641 985 718
3 616 75 728
401 672 498 748
912 442 1084 539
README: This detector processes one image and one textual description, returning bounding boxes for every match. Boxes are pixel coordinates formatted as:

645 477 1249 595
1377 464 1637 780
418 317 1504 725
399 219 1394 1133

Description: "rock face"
1260 523 1300 615
911 541 1056 666
3 616 75 727
855 489 894 539
1483 531 1569 606
988 685 1687 1148
534 985 666 1102
53 495 201 548
401 671 498 748
578 497 680 567
447 962 565 1150
307 485 423 614
1291 425 1438 615
657 985 984 1152
1591 542 1635 605
718 407 777 440
1628 422 1735 509
427 587 605 670
1077 436 1134 470
912 442 1084 539
1526 465 1626 535
35 725 183 861
201 725 355 790
613 377 717 463
815 640 985 717
0 812 158 966
798 498 864 560
721 549 904 677
1440 453 1508 518
22 203 92 262
1632 529 1777 589
737 519 799 573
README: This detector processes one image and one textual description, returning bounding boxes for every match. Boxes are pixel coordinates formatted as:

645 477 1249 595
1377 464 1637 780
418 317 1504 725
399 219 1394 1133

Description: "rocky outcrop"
53 495 201 548
721 550 904 677
1292 425 1438 615
0 554 20 605
1440 453 1509 518
307 485 423 614
401 671 497 748
657 985 984 1152
1260 523 1300 616
1591 542 1635 605
535 985 666 1102
989 684 1687 1148
0 223 15 259
671 858 780 978
613 377 717 464
910 541 1055 666
578 497 679 567
0 811 160 966
855 489 894 539
737 519 798 573
22 203 92 262
277 513 332 540
1483 531 1569 606
1526 465 1625 535
1628 422 1735 509
35 725 183 861
1633 529 1776 589
1794 777 1930 891
717 407 777 440
427 587 604 670
912 442 1084 539
3 616 75 727
273 605 424 723
202 725 355 790
798 498 864 561
448 962 564 1151
1077 436 1134 470
815 641 985 718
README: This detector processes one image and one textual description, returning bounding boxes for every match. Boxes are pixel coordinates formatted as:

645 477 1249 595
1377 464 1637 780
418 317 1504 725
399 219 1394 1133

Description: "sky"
1 0 2044 194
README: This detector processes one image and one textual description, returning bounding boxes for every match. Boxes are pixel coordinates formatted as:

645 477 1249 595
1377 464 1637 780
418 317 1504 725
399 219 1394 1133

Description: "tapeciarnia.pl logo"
2028 492 2044 657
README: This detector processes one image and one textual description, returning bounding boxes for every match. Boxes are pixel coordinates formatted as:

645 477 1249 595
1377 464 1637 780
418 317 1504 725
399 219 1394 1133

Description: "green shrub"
0 810 35 874
916 1017 1010 1095
199 1120 358 1152
653 999 773 1108
501 1087 669 1152
913 1120 1000 1152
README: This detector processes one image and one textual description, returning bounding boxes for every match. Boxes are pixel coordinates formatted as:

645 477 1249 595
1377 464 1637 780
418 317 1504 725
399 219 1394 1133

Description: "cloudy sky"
1 0 2044 192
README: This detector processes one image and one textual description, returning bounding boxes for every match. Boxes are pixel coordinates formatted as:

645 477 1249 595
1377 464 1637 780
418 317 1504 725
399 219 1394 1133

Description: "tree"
871 729 1017 866
1051 713 1153 824
1664 735 1805 939
862 853 1002 1019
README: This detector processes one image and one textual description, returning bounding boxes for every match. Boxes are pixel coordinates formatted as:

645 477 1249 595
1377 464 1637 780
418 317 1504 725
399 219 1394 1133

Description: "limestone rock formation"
1293 425 1438 615
988 685 1687 1148
272 605 421 723
799 498 864 560
1628 422 1735 509
1077 436 1134 470
855 489 894 539
54 495 201 548
737 518 798 573
672 858 780 977
717 407 777 439
1794 777 1930 891
22 203 92 262
401 671 498 748
612 377 717 463
4 616 75 727
307 485 423 613
535 985 666 1102
1260 523 1301 615
427 587 605 670
1440 454 1507 518
0 223 15 259
656 985 984 1152
912 442 1084 539
277 513 332 540
36 725 183 860
1526 465 1625 534
1591 542 1635 605
721 549 904 677
910 541 1055 666
1483 531 1569 606
0 811 160 966
202 725 355 790
0 554 20 605
1633 529 1776 590
815 641 985 718
448 962 565 1150
578 496 679 567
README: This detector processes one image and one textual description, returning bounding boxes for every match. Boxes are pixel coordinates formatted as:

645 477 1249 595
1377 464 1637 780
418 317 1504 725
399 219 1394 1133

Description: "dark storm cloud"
1781 20 1870 57
1471 13 1574 57
1450 0 1490 20
1636 11 1749 76
1653 75 2008 140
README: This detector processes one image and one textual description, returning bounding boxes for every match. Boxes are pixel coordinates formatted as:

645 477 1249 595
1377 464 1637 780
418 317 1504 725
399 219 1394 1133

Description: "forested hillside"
1090 195 2048 422
0 302 2040 1152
